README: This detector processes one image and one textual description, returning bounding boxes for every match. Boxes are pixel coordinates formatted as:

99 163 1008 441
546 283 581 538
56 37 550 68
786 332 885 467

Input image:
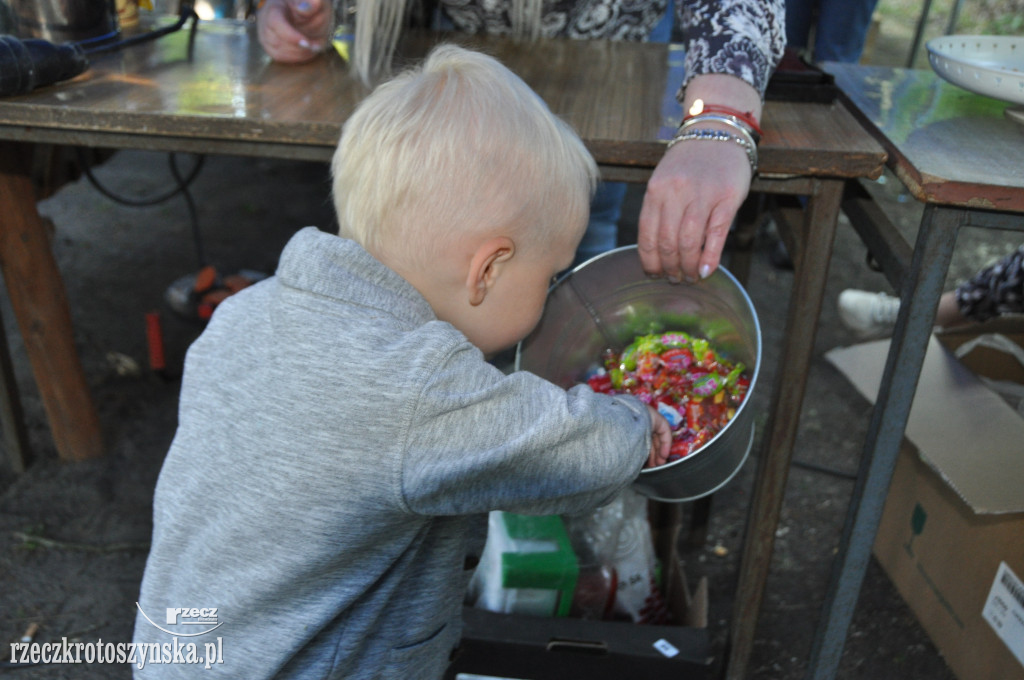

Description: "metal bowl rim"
514 244 762 471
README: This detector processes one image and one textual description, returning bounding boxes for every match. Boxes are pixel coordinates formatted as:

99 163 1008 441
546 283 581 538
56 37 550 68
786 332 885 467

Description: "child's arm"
401 340 669 517
646 407 672 469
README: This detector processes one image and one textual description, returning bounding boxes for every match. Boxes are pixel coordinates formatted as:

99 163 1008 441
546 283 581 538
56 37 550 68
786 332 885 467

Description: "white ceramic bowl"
926 35 1024 105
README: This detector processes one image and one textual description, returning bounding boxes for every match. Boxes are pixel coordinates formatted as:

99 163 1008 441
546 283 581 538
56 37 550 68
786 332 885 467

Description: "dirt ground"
1 15 1021 680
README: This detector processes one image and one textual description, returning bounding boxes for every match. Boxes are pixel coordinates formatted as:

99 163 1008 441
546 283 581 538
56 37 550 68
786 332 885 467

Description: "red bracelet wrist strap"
683 102 763 138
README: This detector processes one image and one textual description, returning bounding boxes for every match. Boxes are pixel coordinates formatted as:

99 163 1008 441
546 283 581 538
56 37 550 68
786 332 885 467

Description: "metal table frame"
807 200 1024 679
805 62 1024 679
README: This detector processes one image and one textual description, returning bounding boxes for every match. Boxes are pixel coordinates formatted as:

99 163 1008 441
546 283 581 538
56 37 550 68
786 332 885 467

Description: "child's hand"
645 406 673 468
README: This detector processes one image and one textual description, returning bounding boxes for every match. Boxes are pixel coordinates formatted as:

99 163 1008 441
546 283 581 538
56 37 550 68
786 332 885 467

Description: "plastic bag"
564 488 669 623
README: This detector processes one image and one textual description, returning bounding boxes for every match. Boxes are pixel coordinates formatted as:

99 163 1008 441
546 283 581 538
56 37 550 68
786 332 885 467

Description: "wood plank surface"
0 20 884 177
760 100 885 179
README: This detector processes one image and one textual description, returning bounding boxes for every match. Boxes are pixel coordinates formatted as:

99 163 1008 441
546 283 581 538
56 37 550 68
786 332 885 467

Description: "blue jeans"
785 0 879 64
578 0 675 266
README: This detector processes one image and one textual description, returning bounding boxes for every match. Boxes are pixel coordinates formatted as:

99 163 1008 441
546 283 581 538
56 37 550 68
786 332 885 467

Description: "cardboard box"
447 503 713 680
826 320 1024 680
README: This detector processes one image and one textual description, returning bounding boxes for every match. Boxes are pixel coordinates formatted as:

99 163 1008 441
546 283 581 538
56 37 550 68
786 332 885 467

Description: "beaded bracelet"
680 112 761 146
666 127 758 174
676 115 759 172
685 100 763 139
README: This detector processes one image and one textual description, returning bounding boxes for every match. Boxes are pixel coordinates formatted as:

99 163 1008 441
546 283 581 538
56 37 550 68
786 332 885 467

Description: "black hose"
75 149 208 268
75 148 205 207
78 2 199 58
169 153 206 268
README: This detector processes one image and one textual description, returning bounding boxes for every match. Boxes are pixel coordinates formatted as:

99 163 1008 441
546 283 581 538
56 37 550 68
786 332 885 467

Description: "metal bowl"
515 245 762 502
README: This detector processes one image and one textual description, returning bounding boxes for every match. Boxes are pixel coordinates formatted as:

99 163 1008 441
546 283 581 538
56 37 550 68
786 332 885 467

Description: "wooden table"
0 18 885 677
806 62 1024 680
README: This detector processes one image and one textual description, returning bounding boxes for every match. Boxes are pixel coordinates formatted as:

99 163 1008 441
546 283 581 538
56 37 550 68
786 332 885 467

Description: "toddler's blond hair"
331 44 598 272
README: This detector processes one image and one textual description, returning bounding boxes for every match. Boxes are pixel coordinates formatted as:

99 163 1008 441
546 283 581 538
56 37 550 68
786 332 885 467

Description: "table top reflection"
0 19 883 178
0 20 670 166
827 62 1024 212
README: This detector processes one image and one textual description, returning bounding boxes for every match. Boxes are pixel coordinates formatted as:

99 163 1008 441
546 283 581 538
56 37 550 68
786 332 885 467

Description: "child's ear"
466 237 515 306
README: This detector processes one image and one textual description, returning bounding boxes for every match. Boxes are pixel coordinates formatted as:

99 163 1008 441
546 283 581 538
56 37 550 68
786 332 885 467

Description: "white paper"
653 638 680 658
982 562 1024 669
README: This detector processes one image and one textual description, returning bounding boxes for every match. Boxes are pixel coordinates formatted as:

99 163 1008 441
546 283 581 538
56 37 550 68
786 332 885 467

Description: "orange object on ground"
193 265 218 293
197 289 232 320
145 311 166 372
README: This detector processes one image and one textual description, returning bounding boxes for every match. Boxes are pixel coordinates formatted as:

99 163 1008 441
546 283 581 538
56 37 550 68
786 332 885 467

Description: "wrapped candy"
586 330 750 462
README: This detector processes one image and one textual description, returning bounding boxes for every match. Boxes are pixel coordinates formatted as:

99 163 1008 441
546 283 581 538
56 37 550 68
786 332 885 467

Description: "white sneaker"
837 289 901 340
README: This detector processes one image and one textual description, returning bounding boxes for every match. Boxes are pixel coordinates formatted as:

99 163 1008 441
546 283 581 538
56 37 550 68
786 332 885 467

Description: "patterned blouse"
438 0 786 98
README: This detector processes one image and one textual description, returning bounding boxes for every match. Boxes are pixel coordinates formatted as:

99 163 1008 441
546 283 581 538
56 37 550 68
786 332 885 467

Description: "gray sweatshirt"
133 227 651 679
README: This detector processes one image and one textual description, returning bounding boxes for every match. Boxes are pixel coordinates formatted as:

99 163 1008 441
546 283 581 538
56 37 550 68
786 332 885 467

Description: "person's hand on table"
637 73 762 283
257 0 333 63
646 406 673 468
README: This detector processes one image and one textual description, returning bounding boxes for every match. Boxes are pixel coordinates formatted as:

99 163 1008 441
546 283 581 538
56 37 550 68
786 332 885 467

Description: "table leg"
726 193 767 285
804 204 963 680
0 141 103 462
725 178 844 680
0 304 33 471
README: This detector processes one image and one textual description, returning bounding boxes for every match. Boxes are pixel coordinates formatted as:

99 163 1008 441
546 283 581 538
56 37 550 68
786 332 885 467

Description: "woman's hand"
256 0 333 63
637 73 762 283
638 136 751 283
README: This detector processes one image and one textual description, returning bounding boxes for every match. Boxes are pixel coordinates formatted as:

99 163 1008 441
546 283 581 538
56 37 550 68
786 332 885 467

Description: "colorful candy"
586 331 750 463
